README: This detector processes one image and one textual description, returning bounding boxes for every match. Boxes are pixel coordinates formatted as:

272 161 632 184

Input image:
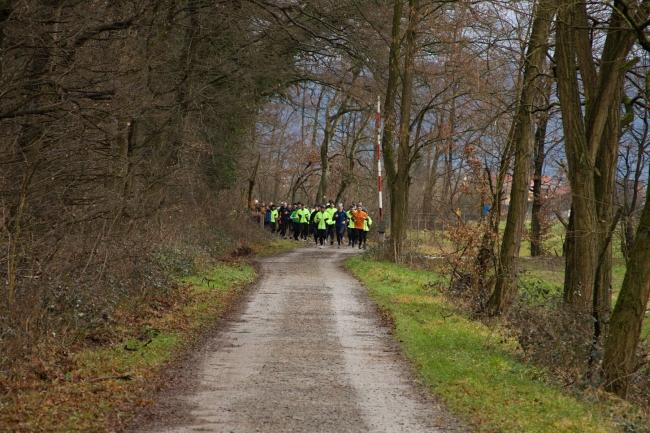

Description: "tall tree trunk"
272 137 283 202
487 0 556 315
380 0 404 188
5 1 60 305
441 105 455 208
421 143 442 227
311 89 324 148
164 0 198 169
591 75 625 353
556 2 599 311
389 0 418 261
473 123 517 306
335 114 366 204
621 115 647 260
602 162 650 397
555 0 642 312
316 87 353 204
316 105 332 204
247 152 261 209
316 101 349 204
530 111 549 257
117 118 136 217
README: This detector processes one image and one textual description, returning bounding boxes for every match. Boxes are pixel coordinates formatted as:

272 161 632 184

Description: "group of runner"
260 202 372 249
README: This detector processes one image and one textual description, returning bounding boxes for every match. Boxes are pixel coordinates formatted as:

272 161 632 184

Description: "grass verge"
0 261 258 432
346 255 643 433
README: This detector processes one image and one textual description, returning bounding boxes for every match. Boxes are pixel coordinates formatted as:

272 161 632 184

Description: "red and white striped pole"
375 96 385 242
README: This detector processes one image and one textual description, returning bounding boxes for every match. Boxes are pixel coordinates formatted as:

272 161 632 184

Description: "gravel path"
135 247 465 433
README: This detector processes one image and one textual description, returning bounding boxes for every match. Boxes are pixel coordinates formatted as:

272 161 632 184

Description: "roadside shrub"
0 191 269 386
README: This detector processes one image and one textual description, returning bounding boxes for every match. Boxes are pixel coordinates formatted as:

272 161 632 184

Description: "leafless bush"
507 302 593 384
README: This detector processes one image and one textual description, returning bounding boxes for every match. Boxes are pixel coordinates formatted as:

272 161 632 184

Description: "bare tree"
487 0 556 315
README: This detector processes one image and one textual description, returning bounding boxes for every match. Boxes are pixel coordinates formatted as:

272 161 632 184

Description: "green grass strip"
346 256 620 433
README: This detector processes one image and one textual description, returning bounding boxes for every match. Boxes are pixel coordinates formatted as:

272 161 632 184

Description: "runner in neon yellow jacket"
324 203 336 245
270 206 279 233
364 215 372 232
313 205 327 247
347 204 357 247
299 205 310 240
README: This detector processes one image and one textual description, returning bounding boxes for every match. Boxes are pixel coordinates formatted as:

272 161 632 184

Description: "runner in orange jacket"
352 208 368 249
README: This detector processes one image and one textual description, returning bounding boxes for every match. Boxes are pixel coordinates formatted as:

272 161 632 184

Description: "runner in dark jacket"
279 202 291 238
333 203 349 248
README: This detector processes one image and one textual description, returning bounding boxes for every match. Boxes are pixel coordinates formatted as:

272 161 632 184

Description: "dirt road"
135 247 464 433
